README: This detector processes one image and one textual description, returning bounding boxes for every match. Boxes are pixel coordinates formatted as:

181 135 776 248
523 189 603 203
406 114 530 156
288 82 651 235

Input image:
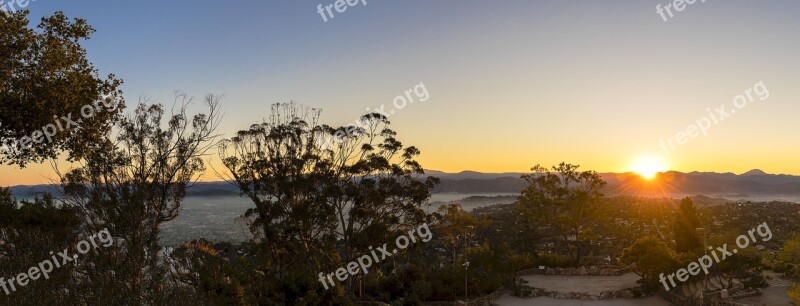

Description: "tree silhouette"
672 197 701 253
219 102 438 303
620 235 681 292
60 94 221 304
516 162 606 264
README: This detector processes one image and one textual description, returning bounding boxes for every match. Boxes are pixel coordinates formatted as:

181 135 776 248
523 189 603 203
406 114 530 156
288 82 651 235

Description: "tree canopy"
516 162 606 264
0 11 123 166
218 102 439 303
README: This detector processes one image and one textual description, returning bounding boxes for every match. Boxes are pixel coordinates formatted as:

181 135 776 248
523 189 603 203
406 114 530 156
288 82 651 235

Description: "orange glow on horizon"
629 156 669 180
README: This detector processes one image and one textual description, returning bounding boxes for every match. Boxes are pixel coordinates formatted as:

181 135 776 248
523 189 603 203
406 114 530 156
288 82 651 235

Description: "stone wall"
461 288 504 306
656 286 761 306
515 285 641 300
706 288 761 306
356 288 504 306
516 265 632 277
658 291 696 306
710 301 753 306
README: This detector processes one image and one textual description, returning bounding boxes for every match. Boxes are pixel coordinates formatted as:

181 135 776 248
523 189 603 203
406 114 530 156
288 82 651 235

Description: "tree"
779 234 800 266
431 204 491 297
0 11 124 166
672 197 701 253
620 236 681 292
218 102 438 303
705 230 763 288
433 204 490 270
166 240 247 305
0 189 83 305
789 283 800 305
515 162 606 264
60 94 221 304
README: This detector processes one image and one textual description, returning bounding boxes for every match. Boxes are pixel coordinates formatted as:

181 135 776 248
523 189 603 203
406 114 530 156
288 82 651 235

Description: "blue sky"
4 0 800 185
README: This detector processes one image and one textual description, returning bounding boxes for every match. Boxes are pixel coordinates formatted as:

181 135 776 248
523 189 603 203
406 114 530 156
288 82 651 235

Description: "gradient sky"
2 0 800 186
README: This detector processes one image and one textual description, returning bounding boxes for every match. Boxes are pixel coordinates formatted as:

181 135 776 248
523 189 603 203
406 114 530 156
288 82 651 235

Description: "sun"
630 156 668 179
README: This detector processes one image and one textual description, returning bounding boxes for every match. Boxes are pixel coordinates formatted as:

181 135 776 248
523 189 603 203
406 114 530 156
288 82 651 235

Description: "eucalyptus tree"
219 102 438 302
515 162 606 264
60 94 221 304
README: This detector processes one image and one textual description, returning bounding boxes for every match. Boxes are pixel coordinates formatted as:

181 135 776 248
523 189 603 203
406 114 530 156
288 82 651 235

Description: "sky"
2 0 800 186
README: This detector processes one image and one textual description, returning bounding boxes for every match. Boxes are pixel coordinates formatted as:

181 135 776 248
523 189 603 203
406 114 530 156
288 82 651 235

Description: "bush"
534 253 573 268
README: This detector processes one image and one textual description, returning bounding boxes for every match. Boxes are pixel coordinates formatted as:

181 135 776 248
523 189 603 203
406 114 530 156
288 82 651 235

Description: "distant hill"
424 170 526 180
741 169 768 176
423 169 800 198
6 184 63 199
8 169 800 201
599 170 800 196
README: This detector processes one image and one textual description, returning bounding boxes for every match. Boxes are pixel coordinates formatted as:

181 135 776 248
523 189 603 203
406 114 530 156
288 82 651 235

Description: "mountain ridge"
8 169 800 198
